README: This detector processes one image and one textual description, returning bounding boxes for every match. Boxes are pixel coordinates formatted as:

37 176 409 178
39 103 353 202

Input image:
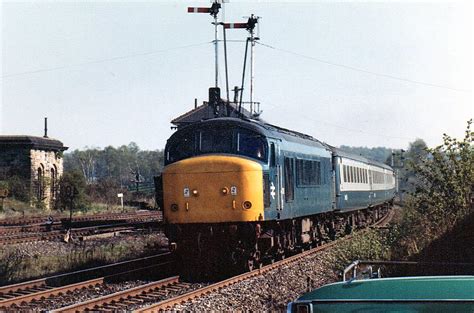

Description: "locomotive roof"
173 117 329 150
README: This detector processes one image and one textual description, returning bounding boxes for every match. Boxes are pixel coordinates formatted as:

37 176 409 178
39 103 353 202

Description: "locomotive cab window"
200 128 233 153
237 129 267 161
167 131 196 163
269 143 276 167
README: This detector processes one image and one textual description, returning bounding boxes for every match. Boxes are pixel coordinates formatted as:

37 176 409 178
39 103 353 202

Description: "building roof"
0 136 68 151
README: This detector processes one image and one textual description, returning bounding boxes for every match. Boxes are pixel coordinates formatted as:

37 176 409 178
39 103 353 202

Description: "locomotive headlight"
242 201 252 209
192 189 199 196
221 187 229 195
170 203 179 212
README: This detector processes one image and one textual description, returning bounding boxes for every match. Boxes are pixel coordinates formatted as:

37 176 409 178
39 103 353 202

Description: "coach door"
269 142 283 213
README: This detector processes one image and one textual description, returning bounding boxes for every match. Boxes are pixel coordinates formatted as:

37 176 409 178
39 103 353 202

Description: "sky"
1 0 472 151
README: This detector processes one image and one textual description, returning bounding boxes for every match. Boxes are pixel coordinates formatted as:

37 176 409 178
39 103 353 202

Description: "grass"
0 199 139 220
0 233 163 285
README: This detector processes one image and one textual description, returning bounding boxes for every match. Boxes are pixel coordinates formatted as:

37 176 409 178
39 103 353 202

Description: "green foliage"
329 229 395 274
398 139 428 194
64 142 164 187
55 170 90 211
0 176 31 202
63 143 164 205
393 120 473 258
0 234 161 284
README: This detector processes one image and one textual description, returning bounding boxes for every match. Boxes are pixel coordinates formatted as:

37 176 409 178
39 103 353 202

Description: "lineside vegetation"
330 120 473 273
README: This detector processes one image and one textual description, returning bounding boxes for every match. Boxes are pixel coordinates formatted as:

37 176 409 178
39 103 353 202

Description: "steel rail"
0 278 104 309
0 211 161 227
135 208 394 312
0 278 49 297
0 220 162 245
0 252 171 299
52 276 181 313
0 259 174 310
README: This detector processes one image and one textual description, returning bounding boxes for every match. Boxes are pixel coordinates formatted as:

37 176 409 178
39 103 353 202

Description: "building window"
50 167 57 200
37 167 44 200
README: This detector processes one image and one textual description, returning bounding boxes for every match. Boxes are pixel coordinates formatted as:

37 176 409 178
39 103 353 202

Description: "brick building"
0 136 68 209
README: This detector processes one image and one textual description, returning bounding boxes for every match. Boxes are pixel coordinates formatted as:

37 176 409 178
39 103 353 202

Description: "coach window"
343 165 348 183
284 158 294 202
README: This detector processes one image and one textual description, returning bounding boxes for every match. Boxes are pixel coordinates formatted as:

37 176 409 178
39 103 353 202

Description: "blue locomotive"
160 115 396 272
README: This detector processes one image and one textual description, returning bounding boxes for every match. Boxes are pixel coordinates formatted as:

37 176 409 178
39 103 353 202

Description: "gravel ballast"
175 250 338 312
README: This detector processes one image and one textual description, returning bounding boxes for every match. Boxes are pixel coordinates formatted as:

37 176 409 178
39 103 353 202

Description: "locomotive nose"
162 155 264 224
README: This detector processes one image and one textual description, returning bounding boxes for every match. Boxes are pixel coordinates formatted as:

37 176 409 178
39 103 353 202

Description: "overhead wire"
1 41 213 79
257 41 470 93
263 101 414 141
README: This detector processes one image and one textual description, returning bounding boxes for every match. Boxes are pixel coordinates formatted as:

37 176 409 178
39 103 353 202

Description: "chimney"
194 98 198 109
43 117 48 138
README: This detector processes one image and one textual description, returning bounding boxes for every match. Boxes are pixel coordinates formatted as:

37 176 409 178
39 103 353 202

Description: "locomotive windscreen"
166 125 268 164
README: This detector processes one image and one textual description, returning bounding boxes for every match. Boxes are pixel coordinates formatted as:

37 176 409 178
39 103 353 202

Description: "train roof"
173 117 329 150
172 117 394 170
331 147 393 170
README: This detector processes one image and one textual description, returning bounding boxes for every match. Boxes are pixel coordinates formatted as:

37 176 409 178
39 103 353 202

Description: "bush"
393 120 473 258
55 170 90 212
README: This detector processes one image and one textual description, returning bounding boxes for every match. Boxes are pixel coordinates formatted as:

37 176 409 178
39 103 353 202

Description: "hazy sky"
1 1 472 151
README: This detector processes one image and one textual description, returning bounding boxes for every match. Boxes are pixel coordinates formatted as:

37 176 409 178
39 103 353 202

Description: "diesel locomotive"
159 115 396 273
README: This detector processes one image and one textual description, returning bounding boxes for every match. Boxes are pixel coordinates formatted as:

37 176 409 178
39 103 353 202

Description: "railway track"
0 221 161 245
53 276 195 312
0 211 162 245
0 253 173 311
50 208 394 312
0 210 162 227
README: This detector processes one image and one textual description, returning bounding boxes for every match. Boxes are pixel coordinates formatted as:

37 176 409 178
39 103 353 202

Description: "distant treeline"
64 142 164 188
338 145 393 164
64 143 414 186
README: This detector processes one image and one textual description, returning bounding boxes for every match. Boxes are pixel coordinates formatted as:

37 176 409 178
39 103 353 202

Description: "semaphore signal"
188 3 261 118
187 2 221 88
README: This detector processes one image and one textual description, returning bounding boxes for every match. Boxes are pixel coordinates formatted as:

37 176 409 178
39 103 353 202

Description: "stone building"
0 136 68 209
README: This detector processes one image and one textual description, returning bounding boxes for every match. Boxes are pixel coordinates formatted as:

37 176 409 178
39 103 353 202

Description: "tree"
55 170 89 212
393 120 474 257
410 120 473 227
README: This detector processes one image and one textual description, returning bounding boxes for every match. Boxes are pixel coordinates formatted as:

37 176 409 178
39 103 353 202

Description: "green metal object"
290 276 474 313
